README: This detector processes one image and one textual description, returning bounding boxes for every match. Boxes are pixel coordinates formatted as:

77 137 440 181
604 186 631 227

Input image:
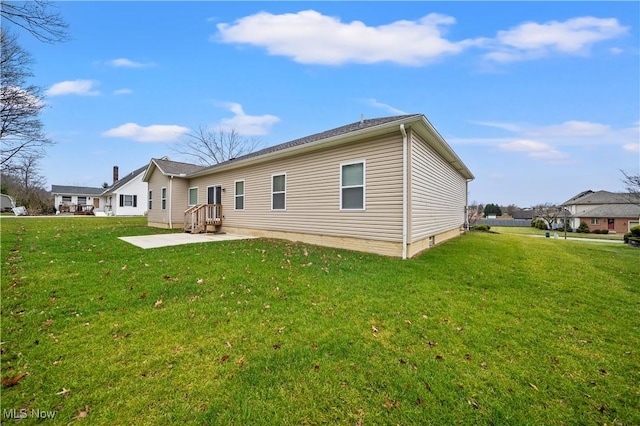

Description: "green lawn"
491 226 625 240
2 217 639 425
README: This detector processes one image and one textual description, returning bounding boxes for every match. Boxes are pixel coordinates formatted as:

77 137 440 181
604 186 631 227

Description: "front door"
207 186 222 220
607 218 615 230
93 198 100 208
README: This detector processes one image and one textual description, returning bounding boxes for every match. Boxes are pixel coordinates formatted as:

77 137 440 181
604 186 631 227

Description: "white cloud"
364 98 408 115
46 80 100 96
216 10 472 65
529 120 610 138
499 139 570 160
470 119 632 147
217 102 280 136
107 58 156 68
454 119 640 164
485 16 628 63
499 139 551 152
623 143 640 153
102 123 189 143
113 88 133 95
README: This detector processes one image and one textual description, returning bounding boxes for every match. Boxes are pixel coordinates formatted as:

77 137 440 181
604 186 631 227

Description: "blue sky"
11 1 640 206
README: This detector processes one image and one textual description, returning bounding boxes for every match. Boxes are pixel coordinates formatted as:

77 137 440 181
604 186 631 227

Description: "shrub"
576 221 590 233
473 224 491 231
592 229 601 234
531 219 547 230
629 237 640 247
601 229 609 235
625 226 640 243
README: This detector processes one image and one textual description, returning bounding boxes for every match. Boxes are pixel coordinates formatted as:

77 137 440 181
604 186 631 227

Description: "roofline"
102 165 148 195
142 158 196 182
188 114 474 180
412 115 475 180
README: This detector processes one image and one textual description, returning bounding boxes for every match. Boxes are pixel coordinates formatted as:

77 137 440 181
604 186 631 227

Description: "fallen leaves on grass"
74 405 89 419
43 318 54 327
2 372 27 388
154 299 163 308
384 396 399 410
529 383 539 392
56 388 70 397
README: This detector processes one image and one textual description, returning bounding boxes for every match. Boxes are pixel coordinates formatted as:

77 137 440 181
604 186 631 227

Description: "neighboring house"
51 185 105 213
143 114 474 258
51 165 149 216
102 165 149 216
562 190 640 233
512 208 534 220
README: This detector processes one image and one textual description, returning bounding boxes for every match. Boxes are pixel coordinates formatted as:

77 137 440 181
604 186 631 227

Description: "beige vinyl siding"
410 130 466 242
190 131 404 242
146 170 169 226
169 178 190 227
146 169 190 228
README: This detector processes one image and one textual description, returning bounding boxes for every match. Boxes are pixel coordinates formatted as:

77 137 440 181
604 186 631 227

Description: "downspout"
466 180 471 231
400 124 408 260
169 176 173 228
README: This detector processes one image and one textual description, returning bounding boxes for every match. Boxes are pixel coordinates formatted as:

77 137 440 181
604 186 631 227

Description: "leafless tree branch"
172 126 261 166
1 29 52 169
0 0 69 43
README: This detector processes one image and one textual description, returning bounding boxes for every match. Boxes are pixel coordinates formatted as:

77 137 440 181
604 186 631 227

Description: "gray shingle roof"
151 158 207 176
51 185 104 196
563 190 637 205
578 204 640 218
194 114 422 175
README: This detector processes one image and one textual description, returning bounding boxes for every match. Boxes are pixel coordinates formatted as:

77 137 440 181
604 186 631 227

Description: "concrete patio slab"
119 232 257 249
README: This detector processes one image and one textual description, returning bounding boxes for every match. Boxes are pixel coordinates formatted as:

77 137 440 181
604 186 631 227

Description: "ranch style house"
143 114 474 258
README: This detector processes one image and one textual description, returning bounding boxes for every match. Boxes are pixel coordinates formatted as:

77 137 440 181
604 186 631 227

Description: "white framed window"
148 190 153 210
234 180 245 211
161 187 167 210
62 196 72 203
340 161 365 210
272 173 286 210
591 218 600 225
188 187 198 206
78 196 87 205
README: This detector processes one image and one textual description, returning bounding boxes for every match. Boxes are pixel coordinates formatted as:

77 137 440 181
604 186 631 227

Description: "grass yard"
490 226 625 240
1 217 639 425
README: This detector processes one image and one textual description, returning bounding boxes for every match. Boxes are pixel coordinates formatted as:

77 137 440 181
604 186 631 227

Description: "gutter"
400 123 408 260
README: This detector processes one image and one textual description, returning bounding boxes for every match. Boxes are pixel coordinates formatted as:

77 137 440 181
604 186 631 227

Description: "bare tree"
1 29 52 169
173 126 262 166
0 0 68 43
3 153 51 212
467 201 482 226
534 203 562 229
620 169 640 207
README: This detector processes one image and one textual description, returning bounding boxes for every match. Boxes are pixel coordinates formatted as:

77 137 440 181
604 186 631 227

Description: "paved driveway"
119 233 256 249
